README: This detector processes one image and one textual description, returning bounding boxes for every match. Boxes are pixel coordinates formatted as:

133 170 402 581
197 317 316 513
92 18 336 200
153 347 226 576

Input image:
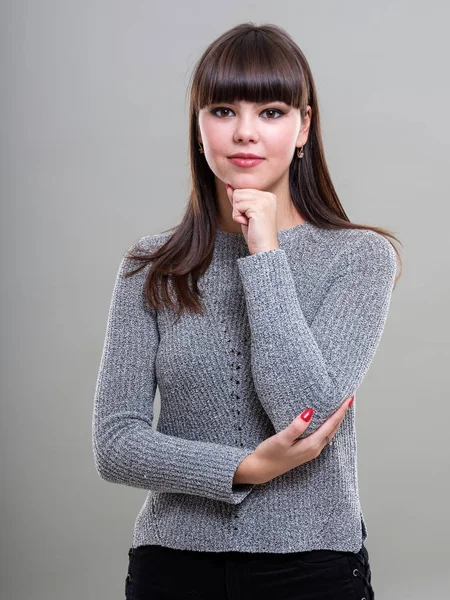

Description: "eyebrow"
258 101 288 106
210 100 288 107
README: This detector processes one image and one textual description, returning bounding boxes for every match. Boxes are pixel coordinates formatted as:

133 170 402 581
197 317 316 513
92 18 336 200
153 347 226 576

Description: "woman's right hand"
246 396 354 485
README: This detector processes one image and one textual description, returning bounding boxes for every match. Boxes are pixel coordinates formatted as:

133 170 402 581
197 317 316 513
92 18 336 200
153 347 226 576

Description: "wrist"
233 453 258 485
233 453 266 485
250 244 279 255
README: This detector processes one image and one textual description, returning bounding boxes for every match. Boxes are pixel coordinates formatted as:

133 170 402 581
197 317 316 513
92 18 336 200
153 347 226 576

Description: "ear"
296 105 312 146
196 118 203 145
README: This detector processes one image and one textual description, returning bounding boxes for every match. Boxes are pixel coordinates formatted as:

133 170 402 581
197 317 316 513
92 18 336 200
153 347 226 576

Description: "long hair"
123 22 402 319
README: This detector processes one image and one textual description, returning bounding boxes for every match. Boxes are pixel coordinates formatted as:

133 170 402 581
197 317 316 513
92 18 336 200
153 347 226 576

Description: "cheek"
203 132 231 171
209 139 228 157
265 126 297 160
200 119 222 147
199 130 229 178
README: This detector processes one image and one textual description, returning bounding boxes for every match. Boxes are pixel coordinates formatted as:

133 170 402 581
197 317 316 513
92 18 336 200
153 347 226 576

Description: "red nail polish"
348 396 354 408
300 408 314 422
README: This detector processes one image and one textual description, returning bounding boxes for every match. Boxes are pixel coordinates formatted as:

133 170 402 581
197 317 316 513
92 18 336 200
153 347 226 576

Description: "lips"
228 153 264 159
228 157 265 168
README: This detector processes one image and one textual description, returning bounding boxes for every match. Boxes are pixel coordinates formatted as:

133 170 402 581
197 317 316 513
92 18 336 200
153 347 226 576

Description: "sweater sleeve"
236 232 397 436
92 237 255 504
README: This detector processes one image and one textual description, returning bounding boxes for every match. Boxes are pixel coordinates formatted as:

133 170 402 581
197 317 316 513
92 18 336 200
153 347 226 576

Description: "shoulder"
305 223 397 271
338 228 398 282
121 230 175 265
351 228 396 265
131 229 174 253
118 230 174 279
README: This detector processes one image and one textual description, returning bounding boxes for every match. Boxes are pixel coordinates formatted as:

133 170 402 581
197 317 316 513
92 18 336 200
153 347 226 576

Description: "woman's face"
197 100 311 191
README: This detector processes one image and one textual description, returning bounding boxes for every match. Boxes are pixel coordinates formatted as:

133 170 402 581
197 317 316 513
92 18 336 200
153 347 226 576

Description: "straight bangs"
193 31 309 112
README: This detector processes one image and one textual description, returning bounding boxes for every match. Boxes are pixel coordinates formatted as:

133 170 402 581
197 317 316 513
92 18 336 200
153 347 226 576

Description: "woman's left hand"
225 184 279 255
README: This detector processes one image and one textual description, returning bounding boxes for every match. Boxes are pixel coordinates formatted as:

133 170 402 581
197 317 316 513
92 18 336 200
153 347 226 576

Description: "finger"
333 395 354 416
287 408 316 441
322 420 341 447
232 204 249 226
289 396 354 445
225 183 234 205
317 398 354 451
312 396 353 439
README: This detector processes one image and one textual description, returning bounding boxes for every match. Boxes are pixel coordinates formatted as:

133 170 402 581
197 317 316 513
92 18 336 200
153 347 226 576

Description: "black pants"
125 541 374 599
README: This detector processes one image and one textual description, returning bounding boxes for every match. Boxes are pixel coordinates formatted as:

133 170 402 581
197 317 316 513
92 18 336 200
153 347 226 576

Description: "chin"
228 174 268 183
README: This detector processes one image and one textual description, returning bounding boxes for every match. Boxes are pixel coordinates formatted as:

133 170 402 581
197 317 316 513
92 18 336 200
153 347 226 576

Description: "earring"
297 145 304 158
198 141 204 154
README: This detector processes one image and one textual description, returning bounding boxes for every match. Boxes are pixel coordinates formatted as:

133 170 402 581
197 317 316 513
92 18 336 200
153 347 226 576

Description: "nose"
233 115 260 144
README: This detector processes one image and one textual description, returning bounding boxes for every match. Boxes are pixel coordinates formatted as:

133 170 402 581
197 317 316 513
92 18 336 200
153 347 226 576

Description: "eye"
210 107 235 118
261 108 284 119
210 107 285 119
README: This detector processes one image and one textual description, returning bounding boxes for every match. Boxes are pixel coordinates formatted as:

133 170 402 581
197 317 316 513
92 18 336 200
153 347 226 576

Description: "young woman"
92 22 402 600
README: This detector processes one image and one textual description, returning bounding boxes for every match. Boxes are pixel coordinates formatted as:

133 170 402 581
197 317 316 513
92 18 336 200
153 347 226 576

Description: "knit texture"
92 220 397 554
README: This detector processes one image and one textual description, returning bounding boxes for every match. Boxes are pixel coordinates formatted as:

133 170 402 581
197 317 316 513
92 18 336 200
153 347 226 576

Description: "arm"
92 237 255 504
236 232 397 436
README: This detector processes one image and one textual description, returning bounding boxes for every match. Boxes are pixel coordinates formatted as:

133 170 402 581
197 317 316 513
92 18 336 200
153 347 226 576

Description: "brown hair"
124 22 402 319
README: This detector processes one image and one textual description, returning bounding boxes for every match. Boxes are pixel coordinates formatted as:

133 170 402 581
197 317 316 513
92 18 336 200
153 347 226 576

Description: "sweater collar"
215 220 314 243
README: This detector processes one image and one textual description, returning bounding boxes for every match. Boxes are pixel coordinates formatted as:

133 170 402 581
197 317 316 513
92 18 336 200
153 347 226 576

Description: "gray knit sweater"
92 220 397 554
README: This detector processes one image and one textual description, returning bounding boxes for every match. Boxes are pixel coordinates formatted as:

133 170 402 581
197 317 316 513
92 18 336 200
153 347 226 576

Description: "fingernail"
348 396 354 408
300 408 314 422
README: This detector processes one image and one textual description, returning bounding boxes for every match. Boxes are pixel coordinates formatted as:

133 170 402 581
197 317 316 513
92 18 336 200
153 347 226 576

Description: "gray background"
1 1 449 599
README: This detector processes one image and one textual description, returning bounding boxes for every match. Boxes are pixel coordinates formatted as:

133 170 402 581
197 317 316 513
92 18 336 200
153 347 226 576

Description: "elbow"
303 381 351 424
92 434 118 483
323 382 354 414
305 378 342 410
91 417 124 483
93 448 113 483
